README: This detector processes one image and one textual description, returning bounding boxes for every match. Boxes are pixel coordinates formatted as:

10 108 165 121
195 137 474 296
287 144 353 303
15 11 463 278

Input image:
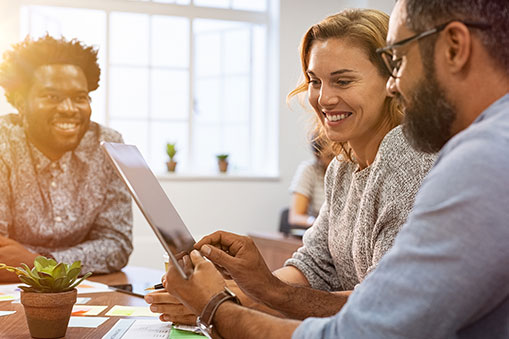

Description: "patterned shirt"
0 114 133 274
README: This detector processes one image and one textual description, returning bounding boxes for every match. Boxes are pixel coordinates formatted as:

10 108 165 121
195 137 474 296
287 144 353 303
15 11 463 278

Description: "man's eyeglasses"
376 20 490 78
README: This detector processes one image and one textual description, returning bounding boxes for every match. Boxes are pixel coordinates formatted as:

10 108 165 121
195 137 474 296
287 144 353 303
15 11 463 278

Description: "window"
20 0 276 175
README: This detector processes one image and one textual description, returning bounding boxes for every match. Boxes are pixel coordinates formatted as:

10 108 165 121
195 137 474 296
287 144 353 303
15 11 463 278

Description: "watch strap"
198 287 240 329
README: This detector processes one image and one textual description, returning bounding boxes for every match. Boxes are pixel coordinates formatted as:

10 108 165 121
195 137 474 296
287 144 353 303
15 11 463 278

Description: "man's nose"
56 97 79 114
386 76 398 97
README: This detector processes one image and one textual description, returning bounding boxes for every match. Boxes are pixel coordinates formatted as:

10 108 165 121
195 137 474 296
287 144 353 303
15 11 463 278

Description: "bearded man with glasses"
377 20 491 154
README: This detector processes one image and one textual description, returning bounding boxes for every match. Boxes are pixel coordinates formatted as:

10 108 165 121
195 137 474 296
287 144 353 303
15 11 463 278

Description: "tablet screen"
101 142 195 269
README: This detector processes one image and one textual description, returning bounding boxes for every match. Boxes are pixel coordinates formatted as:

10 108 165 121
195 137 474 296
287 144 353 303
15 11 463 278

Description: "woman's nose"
318 86 339 107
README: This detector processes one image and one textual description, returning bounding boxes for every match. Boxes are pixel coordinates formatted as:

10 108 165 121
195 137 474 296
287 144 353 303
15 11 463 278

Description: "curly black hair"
0 34 100 107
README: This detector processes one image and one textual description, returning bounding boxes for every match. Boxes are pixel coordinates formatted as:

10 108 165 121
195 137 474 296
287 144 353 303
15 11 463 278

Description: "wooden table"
249 232 303 271
0 266 166 338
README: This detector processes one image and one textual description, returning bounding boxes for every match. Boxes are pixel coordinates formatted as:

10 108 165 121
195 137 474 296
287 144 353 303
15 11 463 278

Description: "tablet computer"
101 141 195 280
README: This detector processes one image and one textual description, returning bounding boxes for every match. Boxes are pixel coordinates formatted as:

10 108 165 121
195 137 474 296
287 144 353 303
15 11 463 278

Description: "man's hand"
145 290 197 324
194 231 279 302
0 236 40 282
164 250 226 316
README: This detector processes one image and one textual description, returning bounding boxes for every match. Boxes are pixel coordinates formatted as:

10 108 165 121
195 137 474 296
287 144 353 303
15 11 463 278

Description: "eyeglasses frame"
376 20 490 78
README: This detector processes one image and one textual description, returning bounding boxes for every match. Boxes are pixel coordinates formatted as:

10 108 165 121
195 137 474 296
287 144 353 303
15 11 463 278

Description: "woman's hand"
144 290 197 324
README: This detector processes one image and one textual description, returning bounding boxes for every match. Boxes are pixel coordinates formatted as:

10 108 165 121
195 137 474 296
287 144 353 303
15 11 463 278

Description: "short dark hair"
0 35 100 107
403 0 509 75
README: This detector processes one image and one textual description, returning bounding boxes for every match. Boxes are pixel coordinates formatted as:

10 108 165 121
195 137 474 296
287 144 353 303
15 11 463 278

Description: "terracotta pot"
20 289 77 338
167 160 177 172
218 159 228 173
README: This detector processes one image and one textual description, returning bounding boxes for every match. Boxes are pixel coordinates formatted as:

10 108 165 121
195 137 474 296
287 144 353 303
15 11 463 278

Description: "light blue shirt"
293 93 509 339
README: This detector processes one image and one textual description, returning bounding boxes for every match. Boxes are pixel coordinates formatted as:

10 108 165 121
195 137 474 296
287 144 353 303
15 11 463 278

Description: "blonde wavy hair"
288 9 403 162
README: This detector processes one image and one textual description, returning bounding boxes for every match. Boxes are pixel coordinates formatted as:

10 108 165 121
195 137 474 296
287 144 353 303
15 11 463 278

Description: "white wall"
0 0 396 270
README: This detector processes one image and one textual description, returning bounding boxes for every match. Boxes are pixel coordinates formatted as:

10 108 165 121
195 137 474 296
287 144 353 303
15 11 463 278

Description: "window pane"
192 123 249 171
224 124 250 169
194 78 221 123
224 27 250 74
151 69 189 120
224 75 249 123
109 66 149 119
192 18 266 173
251 25 268 168
90 78 106 125
150 121 189 173
151 16 190 68
195 19 250 77
110 12 149 65
21 6 105 48
193 0 229 9
232 0 267 11
110 120 149 159
194 32 221 77
192 123 222 172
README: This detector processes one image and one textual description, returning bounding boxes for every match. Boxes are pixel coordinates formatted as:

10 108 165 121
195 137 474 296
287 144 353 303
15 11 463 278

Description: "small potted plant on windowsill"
166 142 177 172
0 256 91 339
216 153 229 173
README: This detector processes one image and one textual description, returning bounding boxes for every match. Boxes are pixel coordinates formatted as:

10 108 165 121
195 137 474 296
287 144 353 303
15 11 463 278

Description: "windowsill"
156 172 280 182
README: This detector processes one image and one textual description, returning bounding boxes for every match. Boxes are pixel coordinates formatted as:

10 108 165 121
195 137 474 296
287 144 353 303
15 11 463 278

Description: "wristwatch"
196 286 240 338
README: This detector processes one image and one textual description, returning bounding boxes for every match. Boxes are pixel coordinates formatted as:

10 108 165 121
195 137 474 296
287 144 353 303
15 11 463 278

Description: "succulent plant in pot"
216 153 229 173
0 256 91 338
166 142 177 172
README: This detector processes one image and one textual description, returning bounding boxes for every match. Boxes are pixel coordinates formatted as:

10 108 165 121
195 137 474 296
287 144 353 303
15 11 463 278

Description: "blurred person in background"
281 135 333 236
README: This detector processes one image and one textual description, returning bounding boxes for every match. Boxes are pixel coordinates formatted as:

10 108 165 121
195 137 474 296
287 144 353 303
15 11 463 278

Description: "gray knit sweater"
285 126 437 291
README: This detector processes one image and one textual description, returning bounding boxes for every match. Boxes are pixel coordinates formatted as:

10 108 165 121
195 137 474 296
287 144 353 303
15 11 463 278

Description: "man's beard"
401 60 457 154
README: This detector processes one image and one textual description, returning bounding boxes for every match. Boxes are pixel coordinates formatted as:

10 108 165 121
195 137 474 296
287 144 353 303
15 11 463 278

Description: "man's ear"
441 22 472 74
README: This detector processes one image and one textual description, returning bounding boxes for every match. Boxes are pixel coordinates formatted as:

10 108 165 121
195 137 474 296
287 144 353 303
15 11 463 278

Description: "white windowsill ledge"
156 172 280 182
